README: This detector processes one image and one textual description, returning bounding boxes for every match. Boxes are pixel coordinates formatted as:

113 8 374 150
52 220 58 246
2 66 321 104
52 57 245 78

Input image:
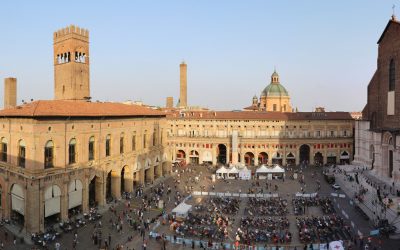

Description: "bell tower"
53 25 90 101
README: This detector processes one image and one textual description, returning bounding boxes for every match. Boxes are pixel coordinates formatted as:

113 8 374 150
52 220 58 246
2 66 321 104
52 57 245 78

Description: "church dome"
261 70 289 97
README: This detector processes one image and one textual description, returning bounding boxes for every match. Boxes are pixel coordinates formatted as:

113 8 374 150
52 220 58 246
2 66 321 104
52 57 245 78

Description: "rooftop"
166 110 354 121
0 100 165 118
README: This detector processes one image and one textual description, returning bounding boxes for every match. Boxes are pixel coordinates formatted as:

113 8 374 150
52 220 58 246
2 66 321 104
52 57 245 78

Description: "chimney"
166 96 173 108
4 78 17 109
179 61 187 108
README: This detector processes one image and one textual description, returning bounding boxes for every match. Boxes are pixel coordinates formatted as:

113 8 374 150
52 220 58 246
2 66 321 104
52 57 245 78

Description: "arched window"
69 138 77 164
105 135 111 157
143 133 147 149
152 129 157 146
18 140 26 168
0 138 7 162
88 136 95 161
389 59 395 91
120 133 124 154
132 133 136 151
44 140 54 168
273 104 277 111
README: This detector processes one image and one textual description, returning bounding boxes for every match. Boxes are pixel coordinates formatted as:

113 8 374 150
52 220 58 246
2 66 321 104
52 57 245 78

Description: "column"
60 181 69 221
25 180 43 233
82 176 89 213
111 171 121 199
254 151 259 166
231 132 239 164
139 168 145 185
212 145 217 165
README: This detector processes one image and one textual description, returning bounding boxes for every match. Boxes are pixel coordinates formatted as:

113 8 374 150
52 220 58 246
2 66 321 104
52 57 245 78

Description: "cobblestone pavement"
1 164 399 250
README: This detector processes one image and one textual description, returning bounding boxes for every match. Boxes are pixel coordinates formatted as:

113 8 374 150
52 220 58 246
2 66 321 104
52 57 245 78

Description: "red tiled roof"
166 110 354 121
0 100 165 118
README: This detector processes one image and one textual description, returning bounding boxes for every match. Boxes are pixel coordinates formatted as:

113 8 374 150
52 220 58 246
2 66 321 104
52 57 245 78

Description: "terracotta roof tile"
0 100 164 118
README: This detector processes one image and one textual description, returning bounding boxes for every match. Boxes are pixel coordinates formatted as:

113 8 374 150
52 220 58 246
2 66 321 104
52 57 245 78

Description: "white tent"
270 164 285 173
227 166 240 179
239 166 252 180
216 166 229 179
172 202 192 219
256 165 269 173
256 165 270 179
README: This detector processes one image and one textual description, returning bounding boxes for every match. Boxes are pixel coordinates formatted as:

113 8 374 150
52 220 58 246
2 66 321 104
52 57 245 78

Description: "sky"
0 1 397 111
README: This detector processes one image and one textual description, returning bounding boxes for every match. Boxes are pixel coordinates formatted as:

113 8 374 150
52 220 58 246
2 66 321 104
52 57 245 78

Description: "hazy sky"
0 1 396 111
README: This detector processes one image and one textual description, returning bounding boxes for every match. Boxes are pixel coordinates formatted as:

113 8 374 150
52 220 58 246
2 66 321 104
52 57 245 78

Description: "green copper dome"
262 83 289 96
261 70 289 97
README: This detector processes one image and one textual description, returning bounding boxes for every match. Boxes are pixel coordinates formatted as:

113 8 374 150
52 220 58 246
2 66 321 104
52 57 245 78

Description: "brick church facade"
354 16 400 182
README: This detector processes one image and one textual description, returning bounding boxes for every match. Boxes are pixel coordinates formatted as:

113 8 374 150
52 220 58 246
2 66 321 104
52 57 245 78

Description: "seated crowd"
237 217 291 244
293 197 335 215
245 198 288 216
296 215 352 244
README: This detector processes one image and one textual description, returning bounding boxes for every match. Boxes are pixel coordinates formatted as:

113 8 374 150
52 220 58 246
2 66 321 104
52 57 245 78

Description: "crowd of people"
237 217 291 244
296 215 352 244
245 198 288 216
293 197 335 215
172 212 231 241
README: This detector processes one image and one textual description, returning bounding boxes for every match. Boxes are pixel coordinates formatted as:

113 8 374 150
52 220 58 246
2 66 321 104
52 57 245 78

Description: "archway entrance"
327 153 337 165
340 151 350 165
145 168 152 184
162 162 169 176
10 184 25 227
68 180 83 216
44 185 61 228
176 150 186 161
286 152 295 165
244 152 254 166
272 152 283 165
121 167 126 194
389 150 393 178
314 152 323 166
258 152 268 165
106 171 112 202
133 171 139 189
189 150 199 164
217 144 227 164
89 176 100 207
299 145 310 165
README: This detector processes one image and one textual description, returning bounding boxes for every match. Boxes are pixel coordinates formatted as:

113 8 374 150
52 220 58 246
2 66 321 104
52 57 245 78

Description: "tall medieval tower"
53 25 90 101
179 61 187 108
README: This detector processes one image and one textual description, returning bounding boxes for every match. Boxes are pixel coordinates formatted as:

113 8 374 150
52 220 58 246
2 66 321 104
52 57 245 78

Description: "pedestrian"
109 233 111 245
142 240 147 250
13 236 16 245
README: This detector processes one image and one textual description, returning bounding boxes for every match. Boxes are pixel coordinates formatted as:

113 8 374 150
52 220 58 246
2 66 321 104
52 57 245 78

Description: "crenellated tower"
53 25 90 101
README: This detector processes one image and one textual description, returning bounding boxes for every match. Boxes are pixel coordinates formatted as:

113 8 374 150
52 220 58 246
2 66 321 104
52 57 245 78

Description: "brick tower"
4 77 17 109
53 25 90 101
179 61 187 108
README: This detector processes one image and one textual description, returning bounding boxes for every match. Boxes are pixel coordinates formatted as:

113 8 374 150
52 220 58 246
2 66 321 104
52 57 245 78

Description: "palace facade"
354 16 400 182
167 111 354 167
0 25 171 233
